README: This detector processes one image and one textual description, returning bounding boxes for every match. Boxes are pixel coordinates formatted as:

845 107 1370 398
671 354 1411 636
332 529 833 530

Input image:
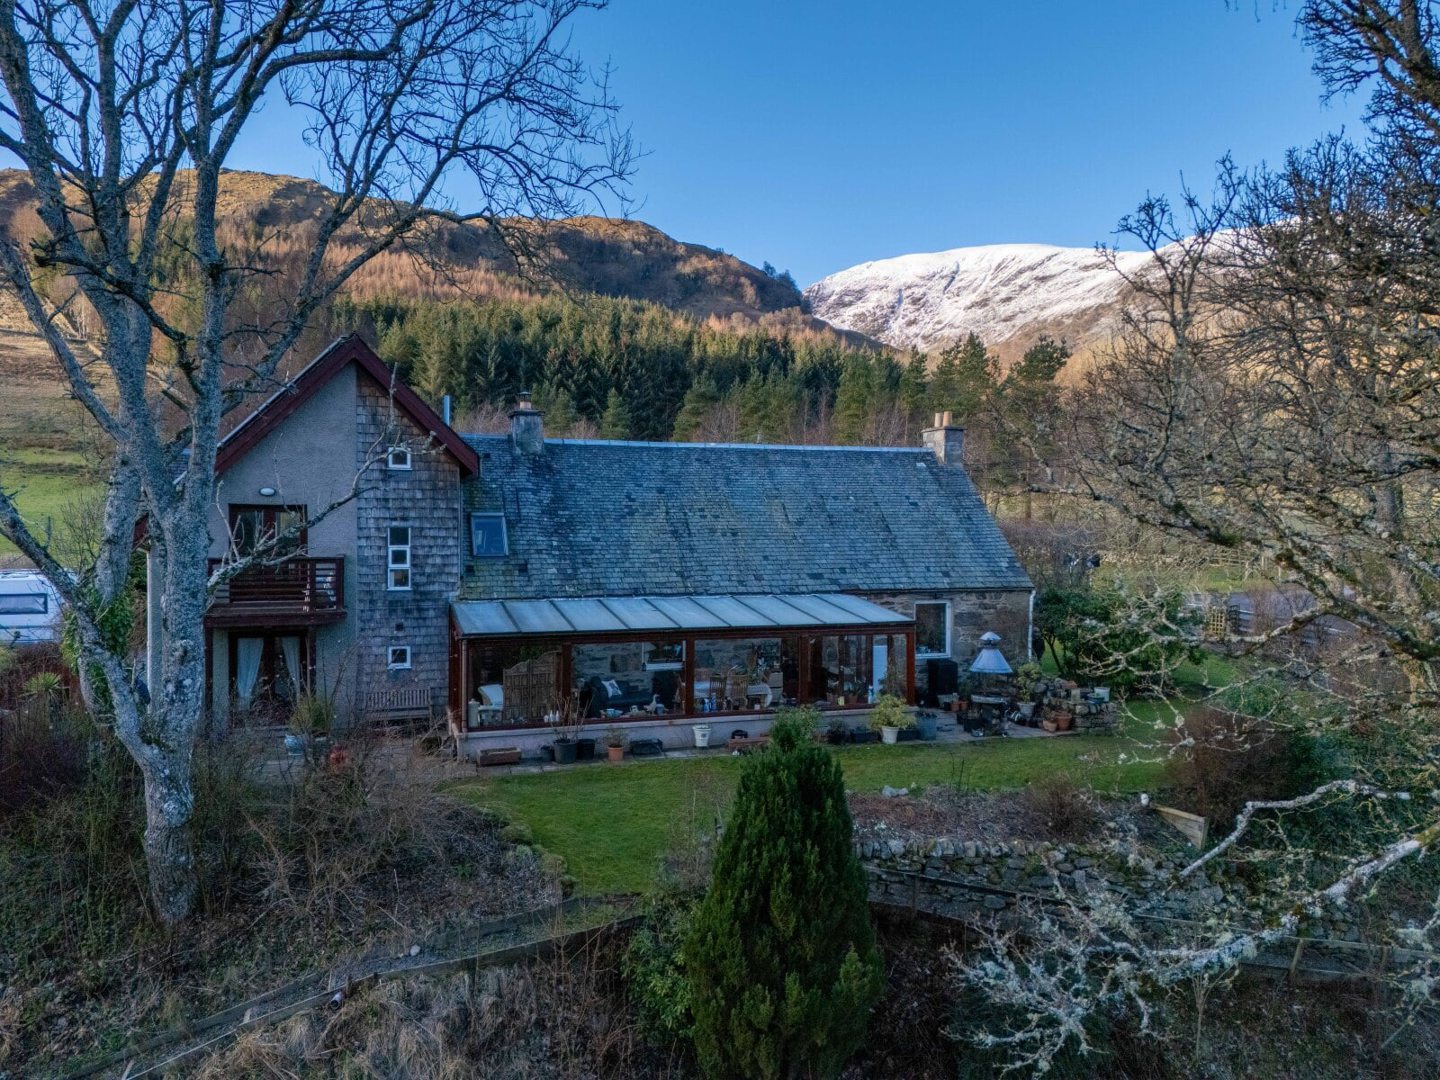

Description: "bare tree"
0 0 630 922
970 3 1440 1067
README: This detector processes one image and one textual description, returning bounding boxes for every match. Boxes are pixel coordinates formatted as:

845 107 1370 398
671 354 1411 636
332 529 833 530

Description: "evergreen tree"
599 387 633 440
929 332 996 421
897 348 929 431
672 373 721 441
532 382 579 436
831 355 874 444
686 714 883 1079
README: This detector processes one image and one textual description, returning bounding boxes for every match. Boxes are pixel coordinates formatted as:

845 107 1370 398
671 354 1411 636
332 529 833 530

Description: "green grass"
451 734 1165 896
0 449 105 556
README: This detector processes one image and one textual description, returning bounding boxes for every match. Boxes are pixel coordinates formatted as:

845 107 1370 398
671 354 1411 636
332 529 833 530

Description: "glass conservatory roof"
452 593 912 637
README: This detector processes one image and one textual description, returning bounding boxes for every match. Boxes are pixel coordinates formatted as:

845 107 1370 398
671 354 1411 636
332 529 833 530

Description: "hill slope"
0 169 806 322
804 243 1156 360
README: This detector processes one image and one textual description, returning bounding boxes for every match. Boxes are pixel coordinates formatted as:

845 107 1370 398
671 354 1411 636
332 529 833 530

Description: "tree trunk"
139 747 198 922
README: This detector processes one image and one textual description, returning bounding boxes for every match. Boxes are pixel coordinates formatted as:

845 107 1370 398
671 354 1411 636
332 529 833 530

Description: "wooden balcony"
205 556 346 627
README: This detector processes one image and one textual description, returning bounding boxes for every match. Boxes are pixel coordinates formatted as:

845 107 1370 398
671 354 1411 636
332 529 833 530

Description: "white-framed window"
387 445 412 470
388 645 412 670
387 525 412 590
470 512 508 557
915 600 951 658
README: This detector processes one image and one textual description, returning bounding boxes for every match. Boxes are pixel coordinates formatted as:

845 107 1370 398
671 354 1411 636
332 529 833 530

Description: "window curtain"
234 637 263 704
279 636 303 696
871 639 888 701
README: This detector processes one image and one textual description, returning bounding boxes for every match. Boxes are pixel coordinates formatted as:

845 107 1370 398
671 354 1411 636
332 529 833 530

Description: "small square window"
470 513 508 558
387 446 412 470
388 645 412 670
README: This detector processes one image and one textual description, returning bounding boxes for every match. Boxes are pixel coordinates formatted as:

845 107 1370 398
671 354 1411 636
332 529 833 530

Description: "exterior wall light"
258 486 277 497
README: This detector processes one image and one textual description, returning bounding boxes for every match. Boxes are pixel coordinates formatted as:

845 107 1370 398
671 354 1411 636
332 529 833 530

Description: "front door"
230 631 310 725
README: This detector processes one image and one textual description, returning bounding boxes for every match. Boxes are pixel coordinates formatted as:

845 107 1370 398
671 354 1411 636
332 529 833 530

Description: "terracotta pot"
607 744 624 762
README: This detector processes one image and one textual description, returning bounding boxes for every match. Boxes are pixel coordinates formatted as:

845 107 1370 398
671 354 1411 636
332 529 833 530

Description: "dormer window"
387 446 412 471
470 513 508 557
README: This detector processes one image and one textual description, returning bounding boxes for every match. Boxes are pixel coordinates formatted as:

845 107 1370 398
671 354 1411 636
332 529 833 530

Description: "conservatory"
450 592 916 729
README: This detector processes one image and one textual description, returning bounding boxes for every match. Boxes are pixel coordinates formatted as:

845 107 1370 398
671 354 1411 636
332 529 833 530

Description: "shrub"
624 890 699 1048
686 725 883 1078
770 705 819 749
1020 773 1101 841
1165 706 1327 827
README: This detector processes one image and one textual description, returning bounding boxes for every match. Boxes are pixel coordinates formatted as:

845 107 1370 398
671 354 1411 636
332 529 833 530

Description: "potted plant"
603 726 626 763
692 722 712 748
915 710 939 741
550 698 583 764
287 691 335 761
868 693 913 745
1015 662 1044 721
826 716 849 745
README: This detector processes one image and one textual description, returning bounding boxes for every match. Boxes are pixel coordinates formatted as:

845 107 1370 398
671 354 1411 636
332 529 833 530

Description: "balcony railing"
206 556 345 625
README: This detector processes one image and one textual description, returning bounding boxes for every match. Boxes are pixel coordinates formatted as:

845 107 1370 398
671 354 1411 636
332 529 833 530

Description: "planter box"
726 734 770 753
477 747 522 767
575 738 596 761
850 729 880 745
896 727 922 742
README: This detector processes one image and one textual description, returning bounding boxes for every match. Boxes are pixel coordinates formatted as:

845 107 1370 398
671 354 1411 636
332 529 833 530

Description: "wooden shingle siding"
355 376 461 720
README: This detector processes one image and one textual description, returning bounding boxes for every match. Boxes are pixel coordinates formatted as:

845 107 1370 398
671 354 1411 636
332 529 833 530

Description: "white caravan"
0 570 64 646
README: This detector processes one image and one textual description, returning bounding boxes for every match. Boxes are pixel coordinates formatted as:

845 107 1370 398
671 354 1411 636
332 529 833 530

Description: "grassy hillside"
0 330 106 560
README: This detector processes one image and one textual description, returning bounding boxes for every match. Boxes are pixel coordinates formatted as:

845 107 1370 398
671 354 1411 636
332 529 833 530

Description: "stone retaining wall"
858 836 1366 943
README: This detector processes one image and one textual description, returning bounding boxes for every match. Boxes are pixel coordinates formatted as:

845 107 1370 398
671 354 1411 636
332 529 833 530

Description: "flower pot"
1055 714 1073 732
1017 701 1036 720
554 739 578 764
284 732 304 756
916 713 938 741
826 729 848 745
880 725 899 745
575 738 596 761
607 745 624 763
897 727 921 742
692 724 712 748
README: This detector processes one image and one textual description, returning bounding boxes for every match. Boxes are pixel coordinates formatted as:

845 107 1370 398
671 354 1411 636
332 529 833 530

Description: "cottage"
173 335 1033 747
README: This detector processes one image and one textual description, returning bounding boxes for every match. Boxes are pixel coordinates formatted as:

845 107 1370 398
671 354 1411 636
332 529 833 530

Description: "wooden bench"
363 686 435 726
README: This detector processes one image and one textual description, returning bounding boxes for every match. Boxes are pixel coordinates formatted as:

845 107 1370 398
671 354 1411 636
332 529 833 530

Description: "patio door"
230 631 310 725
229 504 308 556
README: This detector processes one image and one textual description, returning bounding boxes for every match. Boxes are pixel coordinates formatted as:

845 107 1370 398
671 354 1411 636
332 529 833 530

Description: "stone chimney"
921 410 965 465
510 391 544 455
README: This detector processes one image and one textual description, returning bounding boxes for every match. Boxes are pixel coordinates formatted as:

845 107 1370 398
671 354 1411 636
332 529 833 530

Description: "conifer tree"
832 355 874 444
673 373 721 440
686 715 883 1079
599 387 634 439
897 348 929 432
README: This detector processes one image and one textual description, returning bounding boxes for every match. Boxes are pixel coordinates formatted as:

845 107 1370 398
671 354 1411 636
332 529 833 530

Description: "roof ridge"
460 433 929 455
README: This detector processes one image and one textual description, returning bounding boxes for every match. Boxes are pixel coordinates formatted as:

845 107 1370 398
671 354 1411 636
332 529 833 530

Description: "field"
0 332 107 559
451 726 1165 895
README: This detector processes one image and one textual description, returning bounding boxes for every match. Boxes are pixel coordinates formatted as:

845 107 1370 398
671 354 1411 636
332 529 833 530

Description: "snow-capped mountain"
804 243 1155 358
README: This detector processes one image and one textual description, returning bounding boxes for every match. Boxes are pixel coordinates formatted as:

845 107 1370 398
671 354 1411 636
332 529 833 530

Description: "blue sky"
231 2 1366 286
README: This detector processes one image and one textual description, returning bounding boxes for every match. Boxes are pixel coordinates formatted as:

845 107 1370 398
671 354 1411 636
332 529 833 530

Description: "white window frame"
387 645 412 670
914 600 951 658
387 525 412 591
469 512 508 558
386 445 413 471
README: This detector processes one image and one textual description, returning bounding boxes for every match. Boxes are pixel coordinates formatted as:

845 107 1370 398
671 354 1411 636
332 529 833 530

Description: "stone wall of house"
355 376 462 719
863 589 1032 696
859 837 1367 943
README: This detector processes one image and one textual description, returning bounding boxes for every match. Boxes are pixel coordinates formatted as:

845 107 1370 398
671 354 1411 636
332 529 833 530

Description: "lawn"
0 448 105 557
450 732 1165 896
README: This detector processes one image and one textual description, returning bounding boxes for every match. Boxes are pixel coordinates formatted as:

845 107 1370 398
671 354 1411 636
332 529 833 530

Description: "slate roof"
457 436 1032 601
